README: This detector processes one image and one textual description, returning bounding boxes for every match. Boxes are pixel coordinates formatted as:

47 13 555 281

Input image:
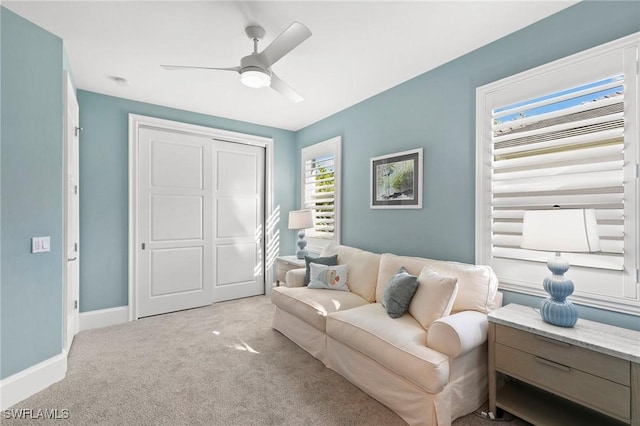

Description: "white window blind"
476 33 639 315
301 137 341 252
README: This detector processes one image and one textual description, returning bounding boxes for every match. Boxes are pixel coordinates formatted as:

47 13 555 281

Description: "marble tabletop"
276 255 306 266
488 303 640 363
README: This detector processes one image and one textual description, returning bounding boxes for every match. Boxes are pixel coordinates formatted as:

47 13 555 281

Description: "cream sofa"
271 244 501 426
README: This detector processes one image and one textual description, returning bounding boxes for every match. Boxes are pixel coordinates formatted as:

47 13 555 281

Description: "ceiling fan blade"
161 65 240 72
258 22 311 68
270 72 304 103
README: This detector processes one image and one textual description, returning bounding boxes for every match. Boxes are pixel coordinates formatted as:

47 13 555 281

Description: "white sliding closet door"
137 128 214 317
135 127 266 318
213 141 265 302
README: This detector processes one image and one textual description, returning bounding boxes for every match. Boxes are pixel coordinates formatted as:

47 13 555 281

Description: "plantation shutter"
490 76 625 271
300 136 341 251
303 154 336 240
476 33 639 314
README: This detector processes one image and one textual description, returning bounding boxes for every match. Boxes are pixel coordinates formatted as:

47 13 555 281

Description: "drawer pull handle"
535 356 571 372
534 334 571 348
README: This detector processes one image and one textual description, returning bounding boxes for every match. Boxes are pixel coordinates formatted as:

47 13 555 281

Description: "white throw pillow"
308 263 350 291
409 266 459 330
424 260 496 313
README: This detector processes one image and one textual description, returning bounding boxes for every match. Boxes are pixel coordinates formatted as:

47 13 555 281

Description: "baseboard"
1 306 129 410
79 306 129 331
0 352 67 410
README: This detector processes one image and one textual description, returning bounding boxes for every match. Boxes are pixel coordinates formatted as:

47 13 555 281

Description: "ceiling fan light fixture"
240 68 271 89
162 22 310 101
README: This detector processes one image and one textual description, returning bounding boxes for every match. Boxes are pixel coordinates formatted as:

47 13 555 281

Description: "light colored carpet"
5 296 529 425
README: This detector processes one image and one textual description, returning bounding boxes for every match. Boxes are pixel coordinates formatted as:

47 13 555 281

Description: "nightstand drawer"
495 324 630 386
496 343 630 422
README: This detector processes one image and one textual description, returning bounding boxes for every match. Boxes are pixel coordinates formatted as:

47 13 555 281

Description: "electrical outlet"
31 236 51 253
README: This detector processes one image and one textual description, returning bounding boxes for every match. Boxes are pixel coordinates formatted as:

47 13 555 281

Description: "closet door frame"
128 114 275 321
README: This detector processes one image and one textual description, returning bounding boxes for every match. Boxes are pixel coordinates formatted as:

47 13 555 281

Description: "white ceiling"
5 1 577 131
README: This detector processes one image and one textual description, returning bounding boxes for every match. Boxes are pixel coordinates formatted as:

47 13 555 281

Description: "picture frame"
370 148 423 209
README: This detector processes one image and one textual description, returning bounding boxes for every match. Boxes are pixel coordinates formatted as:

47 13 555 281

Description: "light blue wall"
1 8 64 379
2 0 639 385
76 91 296 312
295 1 640 330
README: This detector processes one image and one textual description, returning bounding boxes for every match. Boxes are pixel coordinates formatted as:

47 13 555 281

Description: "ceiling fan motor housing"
240 54 268 72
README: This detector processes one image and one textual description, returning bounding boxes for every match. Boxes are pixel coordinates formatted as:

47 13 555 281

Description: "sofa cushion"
376 253 430 303
376 253 498 313
321 244 381 303
326 303 450 394
308 263 350 291
382 267 419 318
271 286 369 332
304 254 338 285
409 266 459 330
421 260 498 314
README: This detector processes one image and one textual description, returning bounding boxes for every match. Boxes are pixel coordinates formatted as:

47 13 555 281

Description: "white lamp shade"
521 209 600 253
288 210 314 230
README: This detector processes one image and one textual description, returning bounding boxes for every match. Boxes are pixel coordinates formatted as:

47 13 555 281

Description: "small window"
301 136 341 253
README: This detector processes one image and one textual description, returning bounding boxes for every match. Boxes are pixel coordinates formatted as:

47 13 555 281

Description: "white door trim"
62 70 79 352
128 114 275 321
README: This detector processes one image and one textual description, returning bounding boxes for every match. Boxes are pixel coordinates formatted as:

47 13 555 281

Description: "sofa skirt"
326 337 487 426
273 306 488 426
447 344 488 421
272 307 327 362
326 336 441 425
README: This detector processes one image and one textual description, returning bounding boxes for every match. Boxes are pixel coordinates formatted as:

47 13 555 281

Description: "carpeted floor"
5 296 530 425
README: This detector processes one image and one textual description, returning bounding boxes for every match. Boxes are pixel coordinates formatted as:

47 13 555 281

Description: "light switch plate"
32 236 51 253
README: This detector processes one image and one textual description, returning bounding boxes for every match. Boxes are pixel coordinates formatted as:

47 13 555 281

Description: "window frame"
301 136 342 254
475 33 639 315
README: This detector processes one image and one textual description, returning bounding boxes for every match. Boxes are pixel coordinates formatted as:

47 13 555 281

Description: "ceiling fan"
162 22 311 103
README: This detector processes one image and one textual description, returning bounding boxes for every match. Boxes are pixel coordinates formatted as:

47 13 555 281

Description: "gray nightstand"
488 303 640 426
275 255 306 286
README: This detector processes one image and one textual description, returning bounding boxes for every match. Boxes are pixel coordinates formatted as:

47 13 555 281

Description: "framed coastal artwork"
370 148 423 209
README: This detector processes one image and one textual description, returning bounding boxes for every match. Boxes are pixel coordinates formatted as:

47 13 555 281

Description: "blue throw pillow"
382 267 419 318
304 254 338 285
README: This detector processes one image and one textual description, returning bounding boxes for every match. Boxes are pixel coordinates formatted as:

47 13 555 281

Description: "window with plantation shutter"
476 33 639 315
301 136 341 253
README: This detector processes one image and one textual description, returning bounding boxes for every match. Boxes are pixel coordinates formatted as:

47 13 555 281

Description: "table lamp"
288 209 314 259
520 208 600 327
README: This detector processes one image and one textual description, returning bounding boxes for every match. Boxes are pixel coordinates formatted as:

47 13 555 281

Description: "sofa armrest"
426 311 488 358
284 268 306 287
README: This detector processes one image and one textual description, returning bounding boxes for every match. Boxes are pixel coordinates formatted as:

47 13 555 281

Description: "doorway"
129 115 273 319
63 71 80 351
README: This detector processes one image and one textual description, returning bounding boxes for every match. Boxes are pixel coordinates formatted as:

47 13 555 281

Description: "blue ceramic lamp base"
540 254 578 328
296 229 308 259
